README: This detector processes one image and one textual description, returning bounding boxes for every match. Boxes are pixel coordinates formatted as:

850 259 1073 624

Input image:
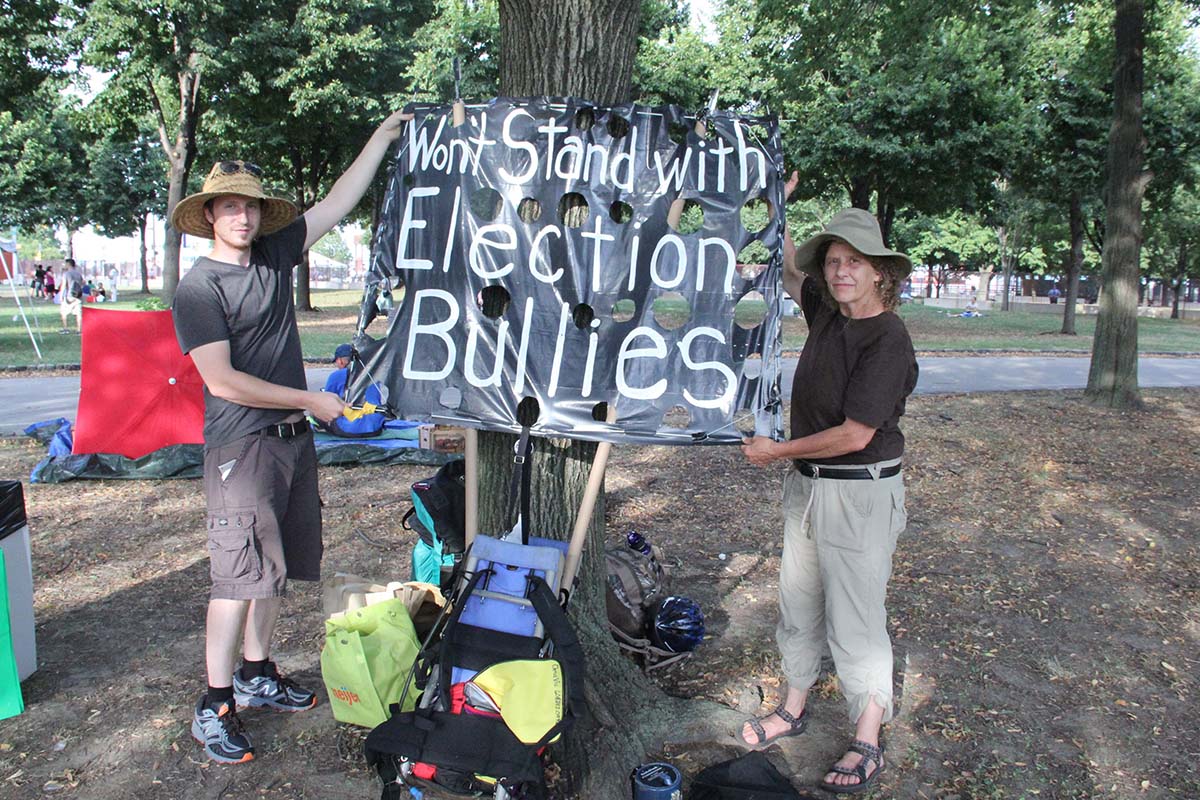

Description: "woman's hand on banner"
741 436 780 466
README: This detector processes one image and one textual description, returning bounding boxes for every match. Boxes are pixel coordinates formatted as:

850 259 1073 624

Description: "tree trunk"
976 269 992 305
1086 0 1146 409
875 197 894 246
1170 243 1186 319
138 218 148 295
998 226 1014 311
1062 193 1084 335
157 57 201 304
500 0 641 104
486 4 748 796
848 176 872 211
297 251 313 311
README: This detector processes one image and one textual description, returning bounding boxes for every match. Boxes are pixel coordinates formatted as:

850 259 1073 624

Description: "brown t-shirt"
173 218 308 448
789 278 918 465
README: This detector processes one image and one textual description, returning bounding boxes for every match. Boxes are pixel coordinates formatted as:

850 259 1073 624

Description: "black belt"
263 419 310 438
795 461 901 480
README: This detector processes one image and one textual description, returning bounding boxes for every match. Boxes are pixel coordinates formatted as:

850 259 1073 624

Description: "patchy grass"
5 288 1200 368
1 389 1198 798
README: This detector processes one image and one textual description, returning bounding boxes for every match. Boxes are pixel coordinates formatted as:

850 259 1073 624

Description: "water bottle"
631 762 682 800
626 531 652 556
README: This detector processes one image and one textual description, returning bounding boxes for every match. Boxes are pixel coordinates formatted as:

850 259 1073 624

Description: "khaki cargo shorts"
202 427 322 600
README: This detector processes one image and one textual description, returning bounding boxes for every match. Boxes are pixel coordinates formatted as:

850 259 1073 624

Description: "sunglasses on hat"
210 160 264 179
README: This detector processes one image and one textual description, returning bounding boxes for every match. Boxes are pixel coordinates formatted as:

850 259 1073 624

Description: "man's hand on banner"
377 109 415 142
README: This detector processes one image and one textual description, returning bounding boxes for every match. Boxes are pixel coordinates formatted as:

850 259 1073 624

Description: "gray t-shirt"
63 267 84 299
173 218 308 448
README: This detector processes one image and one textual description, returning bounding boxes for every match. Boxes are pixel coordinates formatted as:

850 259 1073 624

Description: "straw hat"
170 161 298 239
794 209 912 279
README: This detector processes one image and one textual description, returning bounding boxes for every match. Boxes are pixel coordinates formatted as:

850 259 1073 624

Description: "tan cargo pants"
776 461 907 724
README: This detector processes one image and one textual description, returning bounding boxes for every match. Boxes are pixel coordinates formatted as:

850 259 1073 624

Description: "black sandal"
818 739 884 795
742 704 809 746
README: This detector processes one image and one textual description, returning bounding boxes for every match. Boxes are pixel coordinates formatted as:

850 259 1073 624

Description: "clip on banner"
349 96 786 446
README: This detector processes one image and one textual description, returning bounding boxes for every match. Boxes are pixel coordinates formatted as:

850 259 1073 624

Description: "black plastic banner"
351 97 784 445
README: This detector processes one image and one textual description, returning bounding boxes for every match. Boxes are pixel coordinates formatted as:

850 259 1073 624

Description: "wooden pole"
464 427 478 547
562 408 617 595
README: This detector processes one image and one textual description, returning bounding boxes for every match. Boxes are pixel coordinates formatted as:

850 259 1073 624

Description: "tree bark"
138 217 148 294
1086 0 1146 409
976 269 992 305
297 251 313 311
999 226 1015 311
155 53 201 304
1062 193 1084 335
500 0 641 105
848 176 872 211
1170 243 1186 319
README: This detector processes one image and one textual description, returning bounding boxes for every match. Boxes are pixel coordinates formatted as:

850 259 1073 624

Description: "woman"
740 182 917 795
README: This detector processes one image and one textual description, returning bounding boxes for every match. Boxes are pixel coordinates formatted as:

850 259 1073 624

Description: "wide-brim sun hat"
170 160 298 239
794 208 912 279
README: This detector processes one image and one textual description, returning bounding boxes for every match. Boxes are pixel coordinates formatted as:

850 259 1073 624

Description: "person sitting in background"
324 343 354 395
962 297 980 316
321 343 386 436
93 281 108 302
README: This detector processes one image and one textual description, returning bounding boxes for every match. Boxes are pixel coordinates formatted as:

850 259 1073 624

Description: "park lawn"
3 289 1199 368
1 388 1197 798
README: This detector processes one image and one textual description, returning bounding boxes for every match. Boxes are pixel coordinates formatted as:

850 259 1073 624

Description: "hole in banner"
735 290 767 329
479 285 511 319
516 396 541 427
572 303 595 329
469 187 504 221
668 198 705 234
558 193 590 229
611 298 636 323
518 197 542 223
652 292 689 330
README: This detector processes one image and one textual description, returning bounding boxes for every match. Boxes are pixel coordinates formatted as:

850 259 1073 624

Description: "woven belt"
795 461 901 480
263 419 310 439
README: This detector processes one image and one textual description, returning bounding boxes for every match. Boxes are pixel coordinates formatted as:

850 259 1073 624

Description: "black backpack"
403 459 467 555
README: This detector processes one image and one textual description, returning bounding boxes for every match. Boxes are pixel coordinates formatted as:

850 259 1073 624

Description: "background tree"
754 0 1021 243
0 86 91 256
80 0 257 301
203 0 434 310
311 232 353 265
84 131 167 292
404 0 501 101
1016 0 1111 332
1086 0 1148 409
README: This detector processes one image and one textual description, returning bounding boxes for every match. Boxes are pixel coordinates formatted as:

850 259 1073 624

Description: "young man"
171 109 411 765
59 259 84 333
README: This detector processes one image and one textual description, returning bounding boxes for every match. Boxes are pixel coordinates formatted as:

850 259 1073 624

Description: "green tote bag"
320 597 421 728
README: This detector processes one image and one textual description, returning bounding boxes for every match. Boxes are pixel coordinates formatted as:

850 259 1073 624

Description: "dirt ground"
0 387 1198 799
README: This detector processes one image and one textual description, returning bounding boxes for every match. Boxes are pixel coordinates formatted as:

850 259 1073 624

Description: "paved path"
2 357 1199 436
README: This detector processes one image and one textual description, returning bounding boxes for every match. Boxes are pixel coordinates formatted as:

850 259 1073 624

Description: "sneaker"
233 663 318 712
191 696 254 764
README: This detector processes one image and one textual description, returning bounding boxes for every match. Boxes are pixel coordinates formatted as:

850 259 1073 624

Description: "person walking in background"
58 260 84 334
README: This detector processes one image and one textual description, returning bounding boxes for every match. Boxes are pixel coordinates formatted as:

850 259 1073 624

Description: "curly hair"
811 240 905 313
